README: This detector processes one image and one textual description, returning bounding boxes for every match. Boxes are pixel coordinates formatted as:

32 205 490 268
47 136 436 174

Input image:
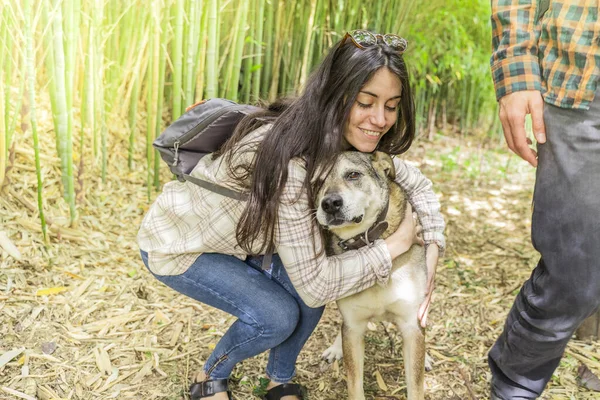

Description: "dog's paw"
425 352 434 372
321 345 343 364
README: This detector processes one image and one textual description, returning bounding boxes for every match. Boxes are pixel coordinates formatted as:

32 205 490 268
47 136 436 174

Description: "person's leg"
260 254 325 384
489 93 600 399
140 251 300 381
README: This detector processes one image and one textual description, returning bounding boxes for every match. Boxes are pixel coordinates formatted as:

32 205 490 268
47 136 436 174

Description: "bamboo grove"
0 0 495 241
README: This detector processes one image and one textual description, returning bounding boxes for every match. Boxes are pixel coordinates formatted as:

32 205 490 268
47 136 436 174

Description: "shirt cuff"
424 231 446 258
367 239 393 286
491 54 542 101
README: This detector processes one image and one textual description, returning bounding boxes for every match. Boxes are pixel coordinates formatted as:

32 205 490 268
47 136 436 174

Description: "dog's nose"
321 194 343 214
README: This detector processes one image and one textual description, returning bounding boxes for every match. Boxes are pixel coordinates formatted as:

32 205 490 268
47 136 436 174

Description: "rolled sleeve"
490 0 542 100
492 55 542 100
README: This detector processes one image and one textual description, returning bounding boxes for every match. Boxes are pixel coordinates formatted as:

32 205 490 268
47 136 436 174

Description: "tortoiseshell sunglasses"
339 30 408 53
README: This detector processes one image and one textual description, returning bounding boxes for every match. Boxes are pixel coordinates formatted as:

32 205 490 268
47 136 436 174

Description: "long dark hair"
219 37 415 254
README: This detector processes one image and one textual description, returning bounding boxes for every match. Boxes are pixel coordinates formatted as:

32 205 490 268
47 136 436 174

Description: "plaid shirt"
491 0 600 109
138 125 445 308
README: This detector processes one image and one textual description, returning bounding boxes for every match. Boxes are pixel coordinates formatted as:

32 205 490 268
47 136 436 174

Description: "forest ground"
1 120 599 400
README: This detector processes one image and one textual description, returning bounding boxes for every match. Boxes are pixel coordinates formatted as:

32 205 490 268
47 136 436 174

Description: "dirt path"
1 132 598 399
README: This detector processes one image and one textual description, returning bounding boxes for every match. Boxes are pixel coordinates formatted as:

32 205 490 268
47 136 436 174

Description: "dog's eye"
345 171 362 180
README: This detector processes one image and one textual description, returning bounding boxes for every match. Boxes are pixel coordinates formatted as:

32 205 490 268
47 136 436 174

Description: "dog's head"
315 151 396 240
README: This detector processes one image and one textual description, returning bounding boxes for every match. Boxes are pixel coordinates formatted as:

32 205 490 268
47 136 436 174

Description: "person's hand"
418 244 439 328
498 90 546 167
384 203 424 259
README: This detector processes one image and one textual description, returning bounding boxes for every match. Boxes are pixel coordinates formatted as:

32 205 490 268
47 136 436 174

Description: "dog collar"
337 200 390 251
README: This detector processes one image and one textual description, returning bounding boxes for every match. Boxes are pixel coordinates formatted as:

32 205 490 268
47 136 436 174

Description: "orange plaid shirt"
491 0 600 109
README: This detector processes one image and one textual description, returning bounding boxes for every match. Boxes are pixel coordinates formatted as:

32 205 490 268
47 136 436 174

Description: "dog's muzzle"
321 194 343 214
320 194 363 226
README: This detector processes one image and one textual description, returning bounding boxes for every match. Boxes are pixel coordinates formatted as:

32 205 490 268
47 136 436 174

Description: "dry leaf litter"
1 102 599 399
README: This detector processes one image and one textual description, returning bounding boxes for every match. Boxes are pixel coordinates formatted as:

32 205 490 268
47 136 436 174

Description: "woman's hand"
418 244 439 328
384 203 424 259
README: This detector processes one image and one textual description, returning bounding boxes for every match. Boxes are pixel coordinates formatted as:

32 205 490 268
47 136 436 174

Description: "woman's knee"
252 294 301 342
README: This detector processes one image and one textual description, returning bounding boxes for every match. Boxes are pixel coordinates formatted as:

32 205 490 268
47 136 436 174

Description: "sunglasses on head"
339 30 408 53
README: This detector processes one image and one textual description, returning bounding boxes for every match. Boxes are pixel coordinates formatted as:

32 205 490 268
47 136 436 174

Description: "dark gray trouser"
489 90 600 399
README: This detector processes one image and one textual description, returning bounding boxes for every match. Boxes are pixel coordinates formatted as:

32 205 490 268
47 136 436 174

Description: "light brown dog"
316 151 427 400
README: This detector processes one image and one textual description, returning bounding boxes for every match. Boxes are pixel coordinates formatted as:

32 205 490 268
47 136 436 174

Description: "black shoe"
190 378 232 399
263 383 307 400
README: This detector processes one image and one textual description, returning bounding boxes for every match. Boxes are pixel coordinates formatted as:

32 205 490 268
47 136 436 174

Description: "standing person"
138 30 445 400
489 1 600 398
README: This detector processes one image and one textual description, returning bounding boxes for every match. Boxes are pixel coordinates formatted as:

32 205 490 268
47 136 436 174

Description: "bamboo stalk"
225 0 249 101
251 0 264 102
146 0 160 199
268 0 285 101
24 0 48 243
171 0 184 117
64 0 80 223
183 0 200 106
205 0 218 98
0 70 5 189
241 1 254 104
112 3 144 118
1 9 13 163
127 73 140 170
260 0 274 99
154 6 167 190
333 0 344 34
80 11 95 190
84 1 99 160
299 0 317 88
195 4 208 102
284 3 300 92
0 8 9 187
219 30 235 97
41 1 61 167
94 0 107 180
393 1 414 33
49 0 76 223
127 34 149 170
313 0 327 66
8 61 26 174
460 79 469 135
375 0 383 31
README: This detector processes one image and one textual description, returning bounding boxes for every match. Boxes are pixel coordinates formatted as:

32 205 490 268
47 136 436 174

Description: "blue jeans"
140 251 324 382
489 92 600 399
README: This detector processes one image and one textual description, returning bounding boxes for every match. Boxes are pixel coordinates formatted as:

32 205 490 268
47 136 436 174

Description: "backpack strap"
183 174 248 201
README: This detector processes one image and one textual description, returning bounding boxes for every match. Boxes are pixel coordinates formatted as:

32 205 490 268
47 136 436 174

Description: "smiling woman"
138 29 445 400
343 68 403 153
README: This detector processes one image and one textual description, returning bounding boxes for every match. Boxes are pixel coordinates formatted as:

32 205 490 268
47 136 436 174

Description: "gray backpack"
153 98 260 200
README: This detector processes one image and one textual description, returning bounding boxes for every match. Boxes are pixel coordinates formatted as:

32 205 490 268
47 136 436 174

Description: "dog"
316 151 428 400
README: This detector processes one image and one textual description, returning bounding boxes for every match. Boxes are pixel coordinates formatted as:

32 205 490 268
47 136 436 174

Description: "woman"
138 30 445 400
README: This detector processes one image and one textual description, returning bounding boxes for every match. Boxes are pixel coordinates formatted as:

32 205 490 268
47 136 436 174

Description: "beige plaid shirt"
138 125 445 307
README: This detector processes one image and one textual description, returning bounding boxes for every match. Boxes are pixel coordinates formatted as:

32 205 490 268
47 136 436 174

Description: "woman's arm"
274 159 420 308
393 157 447 327
392 157 445 254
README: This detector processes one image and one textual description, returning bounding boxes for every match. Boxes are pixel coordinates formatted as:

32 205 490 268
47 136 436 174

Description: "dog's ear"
370 151 395 180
